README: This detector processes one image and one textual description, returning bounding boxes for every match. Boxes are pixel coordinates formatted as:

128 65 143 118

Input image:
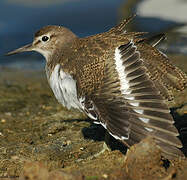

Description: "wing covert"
82 40 184 158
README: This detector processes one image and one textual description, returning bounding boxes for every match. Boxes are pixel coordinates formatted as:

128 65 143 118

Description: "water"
0 0 123 69
1 0 187 70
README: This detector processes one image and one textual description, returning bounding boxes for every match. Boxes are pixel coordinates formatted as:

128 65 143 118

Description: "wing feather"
80 40 184 158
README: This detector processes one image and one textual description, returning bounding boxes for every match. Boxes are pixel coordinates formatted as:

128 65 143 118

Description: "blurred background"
0 0 187 69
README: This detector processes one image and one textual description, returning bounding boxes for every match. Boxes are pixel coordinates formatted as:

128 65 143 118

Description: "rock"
19 162 49 180
125 137 168 180
19 162 84 180
48 170 84 180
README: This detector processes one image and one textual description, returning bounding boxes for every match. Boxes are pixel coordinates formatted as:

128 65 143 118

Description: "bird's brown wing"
136 42 187 102
108 16 186 102
81 40 184 159
138 33 166 47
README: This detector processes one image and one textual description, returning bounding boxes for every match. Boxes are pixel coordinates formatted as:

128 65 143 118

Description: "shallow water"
1 0 187 69
0 0 123 69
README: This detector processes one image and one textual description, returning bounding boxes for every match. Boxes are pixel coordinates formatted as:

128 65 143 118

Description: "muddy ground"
0 55 186 180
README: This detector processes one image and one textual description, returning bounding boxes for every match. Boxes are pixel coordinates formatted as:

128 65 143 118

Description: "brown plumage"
7 16 187 159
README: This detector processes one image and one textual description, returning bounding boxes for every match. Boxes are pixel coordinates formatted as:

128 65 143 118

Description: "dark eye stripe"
33 40 40 46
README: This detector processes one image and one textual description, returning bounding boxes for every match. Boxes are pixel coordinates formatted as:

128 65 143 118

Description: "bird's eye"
42 36 49 42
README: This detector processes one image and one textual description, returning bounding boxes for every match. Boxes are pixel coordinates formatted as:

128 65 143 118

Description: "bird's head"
6 25 77 61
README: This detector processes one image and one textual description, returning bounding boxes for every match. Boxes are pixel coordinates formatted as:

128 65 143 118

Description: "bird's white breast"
46 64 82 110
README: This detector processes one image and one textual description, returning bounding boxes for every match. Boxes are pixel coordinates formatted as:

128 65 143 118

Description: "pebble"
62 140 71 147
48 133 52 137
1 119 6 123
5 112 12 116
102 174 108 178
11 156 19 160
66 140 71 145
26 111 30 115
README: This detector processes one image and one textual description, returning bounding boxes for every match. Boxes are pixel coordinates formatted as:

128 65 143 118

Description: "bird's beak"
5 43 33 56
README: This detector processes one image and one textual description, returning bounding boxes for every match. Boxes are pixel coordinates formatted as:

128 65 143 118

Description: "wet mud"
0 55 186 179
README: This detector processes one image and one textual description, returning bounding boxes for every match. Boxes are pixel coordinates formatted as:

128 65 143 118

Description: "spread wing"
109 16 186 102
139 33 166 47
136 41 187 102
80 40 184 158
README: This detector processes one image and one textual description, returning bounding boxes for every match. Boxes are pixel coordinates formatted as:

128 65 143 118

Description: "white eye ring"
41 35 50 42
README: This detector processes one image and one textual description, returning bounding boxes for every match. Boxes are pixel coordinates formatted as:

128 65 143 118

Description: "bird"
6 16 187 159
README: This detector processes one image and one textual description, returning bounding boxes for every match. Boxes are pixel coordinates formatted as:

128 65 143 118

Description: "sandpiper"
7 16 187 158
